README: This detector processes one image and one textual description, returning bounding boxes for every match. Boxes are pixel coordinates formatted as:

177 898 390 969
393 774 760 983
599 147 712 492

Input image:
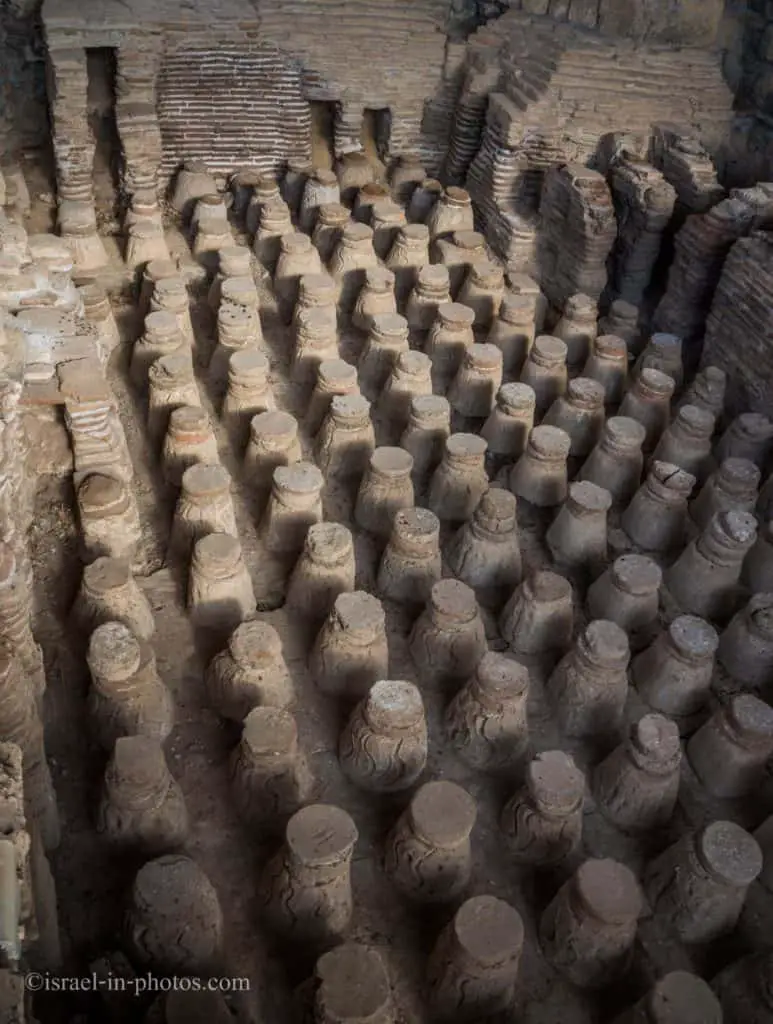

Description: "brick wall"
157 45 311 178
255 0 450 157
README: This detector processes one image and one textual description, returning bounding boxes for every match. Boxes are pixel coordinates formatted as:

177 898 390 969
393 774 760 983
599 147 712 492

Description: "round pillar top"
715 509 758 546
649 461 696 495
369 446 414 478
574 858 642 924
498 381 536 412
445 432 487 459
609 553 663 596
528 424 572 460
303 522 353 564
317 358 358 389
527 749 584 815
566 376 605 407
168 405 211 436
192 533 242 572
475 486 517 530
242 706 298 756
330 393 371 421
83 556 132 594
645 971 722 1024
229 349 269 379
285 804 358 866
526 570 573 604
696 820 762 887
272 462 324 496
88 621 141 680
567 480 613 514
409 780 476 846
668 615 719 659
531 334 568 364
314 943 391 1020
181 462 231 499
635 367 676 399
364 679 424 732
629 713 681 767
332 591 385 636
582 619 630 666
132 853 219 918
428 577 479 624
475 651 529 699
410 393 450 422
228 619 282 665
675 403 715 436
451 895 524 967
594 334 628 359
604 416 647 449
436 302 475 327
726 693 773 743
249 410 298 446
417 264 450 290
391 506 439 542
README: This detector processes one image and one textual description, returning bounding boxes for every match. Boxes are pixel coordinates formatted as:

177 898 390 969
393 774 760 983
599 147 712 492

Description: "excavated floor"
16 157 766 1023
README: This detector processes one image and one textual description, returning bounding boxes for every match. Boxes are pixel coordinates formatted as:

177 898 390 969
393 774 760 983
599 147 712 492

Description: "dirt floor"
13 151 770 1024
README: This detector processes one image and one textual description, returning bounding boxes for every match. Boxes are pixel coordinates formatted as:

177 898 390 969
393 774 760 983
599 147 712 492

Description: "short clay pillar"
206 618 292 720
285 523 356 629
578 416 646 507
125 854 223 975
376 507 442 609
73 556 155 641
644 820 762 944
260 804 358 949
427 433 489 526
499 570 574 657
310 592 388 701
385 781 476 904
229 706 312 832
187 533 256 637
408 579 487 692
539 858 641 989
97 735 188 855
612 971 722 1024
547 620 630 741
500 749 585 867
509 425 571 508
631 616 718 735
312 943 395 1024
686 693 773 799
444 652 530 773
592 714 681 833
426 895 523 1021
444 488 522 610
338 680 427 793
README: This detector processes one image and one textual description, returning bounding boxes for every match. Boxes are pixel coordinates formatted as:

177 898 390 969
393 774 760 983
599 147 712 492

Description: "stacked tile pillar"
46 47 96 229
334 92 364 158
115 38 164 213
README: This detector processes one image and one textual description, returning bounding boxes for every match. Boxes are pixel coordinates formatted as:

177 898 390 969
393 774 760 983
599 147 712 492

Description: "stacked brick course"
702 230 773 415
158 45 311 179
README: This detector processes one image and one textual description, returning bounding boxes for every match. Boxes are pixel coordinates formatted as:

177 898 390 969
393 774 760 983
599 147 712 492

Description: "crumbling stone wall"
488 0 725 43
459 9 733 265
